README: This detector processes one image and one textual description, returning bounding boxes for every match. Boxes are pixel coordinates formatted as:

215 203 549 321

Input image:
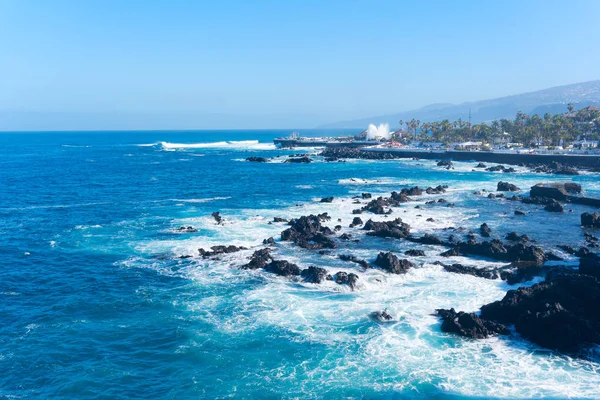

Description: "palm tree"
567 103 575 113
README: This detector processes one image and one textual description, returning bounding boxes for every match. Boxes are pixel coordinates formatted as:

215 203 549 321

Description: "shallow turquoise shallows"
1 131 599 399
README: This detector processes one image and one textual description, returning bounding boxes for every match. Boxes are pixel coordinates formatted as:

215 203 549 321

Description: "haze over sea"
2 130 600 399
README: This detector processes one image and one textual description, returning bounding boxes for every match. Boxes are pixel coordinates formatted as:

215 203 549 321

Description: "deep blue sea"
1 130 600 399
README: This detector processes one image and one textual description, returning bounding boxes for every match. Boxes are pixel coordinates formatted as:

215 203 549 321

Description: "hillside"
320 80 600 129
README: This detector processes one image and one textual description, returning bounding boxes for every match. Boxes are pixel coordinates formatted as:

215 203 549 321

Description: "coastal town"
276 104 600 154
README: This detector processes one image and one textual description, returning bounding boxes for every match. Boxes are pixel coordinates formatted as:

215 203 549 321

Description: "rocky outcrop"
581 212 600 228
480 272 600 352
246 156 269 162
240 248 272 269
436 308 509 339
265 260 301 276
199 245 247 258
300 266 332 283
497 181 520 192
442 263 499 280
405 249 425 257
175 226 198 233
349 217 363 228
373 252 414 274
370 309 393 322
339 254 370 269
437 160 453 169
334 271 359 289
211 211 223 225
480 223 491 237
285 156 312 163
363 218 411 239
361 193 372 199
320 197 334 203
281 215 337 249
544 199 564 212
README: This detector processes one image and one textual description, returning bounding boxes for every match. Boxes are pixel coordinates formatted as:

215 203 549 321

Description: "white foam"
158 141 276 150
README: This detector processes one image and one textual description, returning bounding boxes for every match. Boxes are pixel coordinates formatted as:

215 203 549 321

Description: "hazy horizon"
2 0 600 130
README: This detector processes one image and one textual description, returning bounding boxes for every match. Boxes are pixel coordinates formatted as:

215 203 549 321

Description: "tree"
568 103 575 113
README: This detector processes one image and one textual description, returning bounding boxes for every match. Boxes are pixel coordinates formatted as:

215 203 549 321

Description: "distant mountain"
319 80 600 129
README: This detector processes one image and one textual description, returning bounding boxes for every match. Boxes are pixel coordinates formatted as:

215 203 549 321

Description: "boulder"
370 309 393 322
405 249 426 257
338 254 370 269
497 181 520 192
544 199 564 212
281 215 337 249
361 193 372 199
246 156 269 162
240 248 273 270
320 197 334 203
374 252 414 274
581 212 600 228
262 237 275 245
199 245 247 258
334 271 359 289
300 266 332 283
363 218 411 239
211 211 223 224
443 263 499 279
480 223 492 237
285 156 312 163
265 260 301 276
349 216 363 227
437 160 453 169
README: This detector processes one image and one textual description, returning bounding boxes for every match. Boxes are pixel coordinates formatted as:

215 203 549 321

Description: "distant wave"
337 177 412 185
141 141 276 150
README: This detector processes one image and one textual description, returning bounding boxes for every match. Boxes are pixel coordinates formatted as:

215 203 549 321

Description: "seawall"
362 148 600 168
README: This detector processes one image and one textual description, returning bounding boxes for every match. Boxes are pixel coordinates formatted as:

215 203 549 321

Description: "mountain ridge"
319 80 600 129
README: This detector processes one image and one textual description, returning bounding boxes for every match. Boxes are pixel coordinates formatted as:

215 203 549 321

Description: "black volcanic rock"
265 260 301 276
363 218 411 239
405 249 426 257
544 199 564 212
211 211 223 224
370 309 393 322
320 197 334 203
339 254 370 269
350 216 363 227
437 160 453 169
199 245 247 258
285 156 312 163
497 181 520 192
281 215 337 249
240 248 273 270
300 266 332 283
362 193 372 199
436 308 509 339
581 212 600 228
246 156 269 162
443 263 499 279
480 223 492 237
373 252 414 274
334 271 359 289
480 272 600 352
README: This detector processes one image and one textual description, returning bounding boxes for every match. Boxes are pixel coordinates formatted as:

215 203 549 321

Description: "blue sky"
1 0 599 130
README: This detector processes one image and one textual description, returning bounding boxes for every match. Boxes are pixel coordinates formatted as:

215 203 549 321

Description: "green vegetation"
395 104 600 147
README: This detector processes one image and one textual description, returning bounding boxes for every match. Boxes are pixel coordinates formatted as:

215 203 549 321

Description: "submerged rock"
370 309 393 322
285 156 312 163
246 156 269 162
339 254 370 269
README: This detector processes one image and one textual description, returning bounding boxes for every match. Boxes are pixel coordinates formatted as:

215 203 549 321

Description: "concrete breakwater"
362 148 600 168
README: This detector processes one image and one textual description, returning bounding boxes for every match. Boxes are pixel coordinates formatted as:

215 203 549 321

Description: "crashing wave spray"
366 123 391 140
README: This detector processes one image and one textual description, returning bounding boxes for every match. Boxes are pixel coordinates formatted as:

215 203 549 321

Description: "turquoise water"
1 131 599 399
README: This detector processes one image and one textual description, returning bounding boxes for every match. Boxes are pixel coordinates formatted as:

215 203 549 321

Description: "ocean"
1 130 599 399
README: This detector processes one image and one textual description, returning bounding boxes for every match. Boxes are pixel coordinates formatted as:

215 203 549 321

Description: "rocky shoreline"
184 177 600 358
320 147 600 173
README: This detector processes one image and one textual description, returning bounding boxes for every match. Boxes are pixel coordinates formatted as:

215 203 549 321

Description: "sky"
1 0 600 130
